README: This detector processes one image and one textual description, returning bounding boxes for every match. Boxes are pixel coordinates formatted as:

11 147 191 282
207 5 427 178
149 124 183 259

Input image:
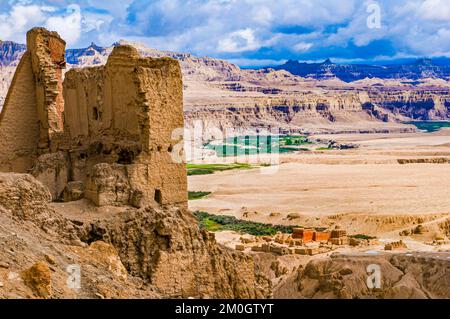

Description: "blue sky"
1 0 450 66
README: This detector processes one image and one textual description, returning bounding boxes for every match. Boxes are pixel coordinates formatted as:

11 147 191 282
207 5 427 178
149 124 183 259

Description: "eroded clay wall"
63 45 187 207
0 52 39 172
27 28 66 152
0 28 66 173
138 54 187 207
1 28 186 208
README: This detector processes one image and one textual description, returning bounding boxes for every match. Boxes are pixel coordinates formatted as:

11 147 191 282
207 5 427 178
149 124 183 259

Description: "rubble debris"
384 240 407 250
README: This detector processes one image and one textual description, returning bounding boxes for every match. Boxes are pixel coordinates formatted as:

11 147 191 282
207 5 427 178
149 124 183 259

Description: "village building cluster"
234 225 410 256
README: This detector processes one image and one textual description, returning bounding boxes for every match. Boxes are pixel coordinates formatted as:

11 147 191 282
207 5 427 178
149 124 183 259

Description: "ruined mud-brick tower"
0 28 187 209
0 28 65 172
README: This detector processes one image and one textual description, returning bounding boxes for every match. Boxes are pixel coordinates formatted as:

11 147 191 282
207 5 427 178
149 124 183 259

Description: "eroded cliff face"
184 88 444 136
367 88 450 120
274 254 449 299
79 206 270 298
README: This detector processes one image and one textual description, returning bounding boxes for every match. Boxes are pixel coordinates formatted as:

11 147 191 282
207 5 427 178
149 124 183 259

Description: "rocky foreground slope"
2 173 448 299
0 173 271 298
273 253 449 299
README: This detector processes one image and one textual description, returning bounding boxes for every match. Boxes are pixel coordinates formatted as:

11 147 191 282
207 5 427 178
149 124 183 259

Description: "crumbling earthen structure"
0 28 187 208
0 28 65 172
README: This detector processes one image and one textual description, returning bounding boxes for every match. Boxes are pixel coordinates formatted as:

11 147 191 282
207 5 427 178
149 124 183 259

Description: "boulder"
0 173 51 218
21 262 52 298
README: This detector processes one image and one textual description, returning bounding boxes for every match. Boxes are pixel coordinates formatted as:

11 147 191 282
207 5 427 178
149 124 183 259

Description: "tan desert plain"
0 27 449 299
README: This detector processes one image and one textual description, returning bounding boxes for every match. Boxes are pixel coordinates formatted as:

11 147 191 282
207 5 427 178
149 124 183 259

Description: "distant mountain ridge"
3 39 450 82
65 42 107 65
0 41 26 66
1 39 450 131
273 58 450 82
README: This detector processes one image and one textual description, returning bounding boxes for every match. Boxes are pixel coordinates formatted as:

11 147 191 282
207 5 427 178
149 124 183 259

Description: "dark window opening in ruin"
92 107 99 120
154 189 162 204
117 149 134 164
79 152 87 160
168 145 173 152
157 145 162 152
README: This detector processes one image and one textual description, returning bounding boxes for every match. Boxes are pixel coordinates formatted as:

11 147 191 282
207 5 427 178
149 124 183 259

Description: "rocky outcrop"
80 206 271 298
0 184 158 298
275 254 449 299
0 173 79 240
0 173 51 218
21 262 52 298
0 171 271 299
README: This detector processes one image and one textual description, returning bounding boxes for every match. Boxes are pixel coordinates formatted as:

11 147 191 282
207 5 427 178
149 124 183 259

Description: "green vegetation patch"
188 191 211 200
187 163 257 176
405 121 450 133
349 234 377 240
193 211 294 236
204 135 314 157
280 135 312 146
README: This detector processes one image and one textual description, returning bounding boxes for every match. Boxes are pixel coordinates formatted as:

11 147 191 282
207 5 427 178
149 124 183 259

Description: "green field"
204 135 313 157
406 121 450 132
187 163 263 176
188 191 211 200
193 211 295 236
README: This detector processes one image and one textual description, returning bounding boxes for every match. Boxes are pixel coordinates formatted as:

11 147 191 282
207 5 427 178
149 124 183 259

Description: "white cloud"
218 28 261 52
252 7 272 25
0 4 47 42
293 42 313 52
419 0 450 21
45 4 81 45
2 0 450 64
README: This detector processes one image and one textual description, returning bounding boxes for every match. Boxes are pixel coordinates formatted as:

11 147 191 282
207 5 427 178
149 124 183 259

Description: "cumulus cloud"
45 4 81 45
218 29 261 52
0 0 116 45
0 4 47 43
419 0 450 21
1 0 450 64
293 42 313 52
